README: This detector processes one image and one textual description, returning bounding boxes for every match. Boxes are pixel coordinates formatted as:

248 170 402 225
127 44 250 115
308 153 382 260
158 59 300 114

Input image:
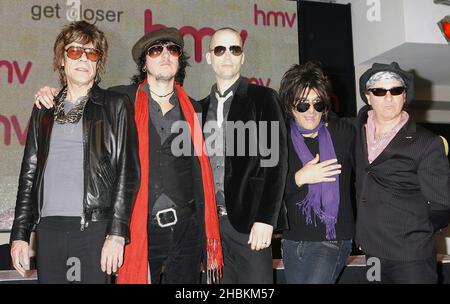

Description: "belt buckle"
217 205 227 216
156 207 178 228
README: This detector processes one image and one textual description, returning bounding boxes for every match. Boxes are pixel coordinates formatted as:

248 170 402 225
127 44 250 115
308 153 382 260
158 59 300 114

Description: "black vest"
148 112 195 214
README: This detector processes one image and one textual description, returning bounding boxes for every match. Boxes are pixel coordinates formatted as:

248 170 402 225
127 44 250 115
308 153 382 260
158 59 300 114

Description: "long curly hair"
131 40 190 85
53 21 108 86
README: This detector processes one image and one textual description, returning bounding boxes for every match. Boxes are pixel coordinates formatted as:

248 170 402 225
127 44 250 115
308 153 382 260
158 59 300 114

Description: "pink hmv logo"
144 9 248 64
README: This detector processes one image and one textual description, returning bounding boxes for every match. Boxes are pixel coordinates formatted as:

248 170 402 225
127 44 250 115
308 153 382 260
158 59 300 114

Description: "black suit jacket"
354 106 450 261
200 79 288 233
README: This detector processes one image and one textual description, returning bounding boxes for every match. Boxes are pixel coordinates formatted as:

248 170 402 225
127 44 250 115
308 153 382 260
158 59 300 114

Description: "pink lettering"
247 77 272 87
13 61 33 84
286 12 296 28
0 114 11 145
179 26 215 63
143 9 248 63
253 4 297 28
0 114 29 146
0 60 32 84
11 115 28 145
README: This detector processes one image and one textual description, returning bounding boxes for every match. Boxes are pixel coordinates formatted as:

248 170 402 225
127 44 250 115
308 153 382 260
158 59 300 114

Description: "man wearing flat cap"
108 27 223 284
354 62 450 283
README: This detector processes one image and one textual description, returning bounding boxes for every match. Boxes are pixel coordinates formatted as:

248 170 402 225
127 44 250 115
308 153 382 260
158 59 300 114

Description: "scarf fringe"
297 198 337 240
206 239 224 284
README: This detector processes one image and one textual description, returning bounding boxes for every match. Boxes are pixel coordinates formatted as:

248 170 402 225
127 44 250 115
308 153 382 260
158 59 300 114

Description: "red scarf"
117 80 223 284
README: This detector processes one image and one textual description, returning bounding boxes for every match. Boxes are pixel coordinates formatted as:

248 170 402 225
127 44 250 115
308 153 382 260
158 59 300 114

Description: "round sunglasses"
147 44 182 59
210 45 243 57
295 101 326 113
65 46 102 62
367 86 406 97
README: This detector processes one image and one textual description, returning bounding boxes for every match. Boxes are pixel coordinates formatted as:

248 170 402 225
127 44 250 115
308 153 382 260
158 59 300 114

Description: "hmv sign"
0 0 298 230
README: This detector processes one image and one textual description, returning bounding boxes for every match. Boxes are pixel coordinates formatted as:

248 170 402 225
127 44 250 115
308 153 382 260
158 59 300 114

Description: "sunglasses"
210 45 243 57
65 46 101 62
295 101 326 113
147 44 182 58
367 86 406 97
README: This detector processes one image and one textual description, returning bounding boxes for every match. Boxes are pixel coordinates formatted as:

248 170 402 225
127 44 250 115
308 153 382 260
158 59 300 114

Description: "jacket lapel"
369 118 416 167
227 79 254 123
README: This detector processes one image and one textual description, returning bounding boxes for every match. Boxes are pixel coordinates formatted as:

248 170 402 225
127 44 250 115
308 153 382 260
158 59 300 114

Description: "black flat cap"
359 62 415 104
131 27 184 64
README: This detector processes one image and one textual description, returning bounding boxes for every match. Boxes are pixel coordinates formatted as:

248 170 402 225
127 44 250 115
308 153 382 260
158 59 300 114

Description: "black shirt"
283 118 356 241
204 77 243 205
142 85 195 215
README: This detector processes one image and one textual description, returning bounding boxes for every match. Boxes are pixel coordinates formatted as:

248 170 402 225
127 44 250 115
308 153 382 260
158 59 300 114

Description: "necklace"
150 88 174 98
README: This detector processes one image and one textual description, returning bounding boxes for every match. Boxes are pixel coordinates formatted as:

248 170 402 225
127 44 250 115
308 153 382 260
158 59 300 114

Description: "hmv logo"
144 9 270 87
0 114 29 146
0 60 32 84
144 9 248 64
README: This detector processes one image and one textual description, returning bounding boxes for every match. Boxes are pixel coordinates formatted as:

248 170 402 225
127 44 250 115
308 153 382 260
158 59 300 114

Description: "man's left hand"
101 235 125 275
248 222 273 251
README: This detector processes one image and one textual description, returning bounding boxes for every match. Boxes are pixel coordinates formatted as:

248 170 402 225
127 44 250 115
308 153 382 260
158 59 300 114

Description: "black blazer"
200 79 288 233
354 106 450 261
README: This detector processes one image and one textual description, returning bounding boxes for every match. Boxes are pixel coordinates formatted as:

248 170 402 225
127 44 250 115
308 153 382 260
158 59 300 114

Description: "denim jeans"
281 239 352 284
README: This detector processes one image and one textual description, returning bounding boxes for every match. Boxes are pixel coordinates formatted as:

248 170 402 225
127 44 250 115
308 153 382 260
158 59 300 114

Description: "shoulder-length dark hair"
131 40 190 85
53 21 108 86
279 61 332 120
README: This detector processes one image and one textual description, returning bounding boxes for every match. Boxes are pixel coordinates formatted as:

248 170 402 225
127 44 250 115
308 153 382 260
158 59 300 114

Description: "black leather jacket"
10 85 140 243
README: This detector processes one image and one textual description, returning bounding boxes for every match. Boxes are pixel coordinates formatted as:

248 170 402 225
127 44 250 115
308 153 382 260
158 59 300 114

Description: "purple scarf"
290 119 340 240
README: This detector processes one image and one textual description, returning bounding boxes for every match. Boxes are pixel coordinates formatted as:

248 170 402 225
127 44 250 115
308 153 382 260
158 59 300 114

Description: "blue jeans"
281 239 352 284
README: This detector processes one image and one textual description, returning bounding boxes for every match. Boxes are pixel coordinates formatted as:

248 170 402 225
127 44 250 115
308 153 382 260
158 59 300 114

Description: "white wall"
403 0 450 44
348 0 407 65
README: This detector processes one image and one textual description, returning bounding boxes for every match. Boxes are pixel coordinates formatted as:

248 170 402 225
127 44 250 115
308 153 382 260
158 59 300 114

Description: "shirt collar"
210 76 243 101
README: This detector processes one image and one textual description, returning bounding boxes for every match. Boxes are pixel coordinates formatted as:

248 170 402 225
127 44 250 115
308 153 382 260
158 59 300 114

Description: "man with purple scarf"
279 62 355 283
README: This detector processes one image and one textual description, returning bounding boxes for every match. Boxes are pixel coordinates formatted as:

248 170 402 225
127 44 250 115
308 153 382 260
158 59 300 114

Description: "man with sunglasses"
354 62 450 283
110 27 223 284
278 62 355 284
11 21 140 284
200 28 288 283
33 27 223 284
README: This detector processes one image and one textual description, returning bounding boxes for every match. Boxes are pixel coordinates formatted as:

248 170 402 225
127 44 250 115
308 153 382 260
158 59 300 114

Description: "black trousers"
148 214 202 284
219 215 273 284
36 216 110 284
366 255 438 284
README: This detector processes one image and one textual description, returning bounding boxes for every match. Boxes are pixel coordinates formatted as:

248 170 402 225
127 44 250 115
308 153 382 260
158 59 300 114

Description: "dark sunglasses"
65 46 102 62
147 44 182 58
367 86 406 97
210 45 243 57
295 101 326 113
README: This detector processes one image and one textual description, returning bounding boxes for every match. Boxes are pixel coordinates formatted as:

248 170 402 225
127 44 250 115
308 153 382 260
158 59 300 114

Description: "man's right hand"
11 240 30 277
294 154 342 187
34 86 58 109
